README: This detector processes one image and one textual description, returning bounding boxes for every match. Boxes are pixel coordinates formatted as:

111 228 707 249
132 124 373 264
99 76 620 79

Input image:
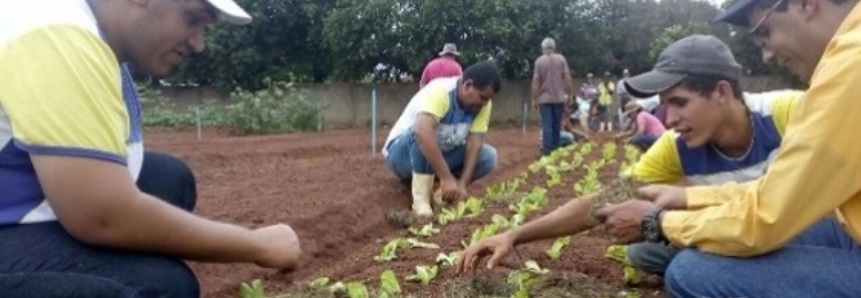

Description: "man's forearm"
416 128 455 181
459 135 482 185
508 194 596 245
88 192 265 263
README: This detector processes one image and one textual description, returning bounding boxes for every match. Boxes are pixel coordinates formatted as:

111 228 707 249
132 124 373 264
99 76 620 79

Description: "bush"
221 79 329 136
139 79 328 136
140 88 225 130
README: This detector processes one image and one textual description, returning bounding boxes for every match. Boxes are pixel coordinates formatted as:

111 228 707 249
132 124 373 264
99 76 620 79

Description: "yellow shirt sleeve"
660 24 861 257
469 101 492 133
769 93 802 137
628 131 684 184
0 25 127 164
419 87 451 120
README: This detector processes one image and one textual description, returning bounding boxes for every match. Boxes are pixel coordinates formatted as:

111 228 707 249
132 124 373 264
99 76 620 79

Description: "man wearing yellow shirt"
454 35 804 278
597 0 861 296
597 71 616 132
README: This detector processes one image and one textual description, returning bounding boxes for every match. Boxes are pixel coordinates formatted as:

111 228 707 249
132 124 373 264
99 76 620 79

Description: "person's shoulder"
422 77 458 95
423 57 441 67
2 0 100 35
743 89 805 115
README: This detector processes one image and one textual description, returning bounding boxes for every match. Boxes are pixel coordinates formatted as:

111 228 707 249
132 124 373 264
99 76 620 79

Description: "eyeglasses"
748 0 786 46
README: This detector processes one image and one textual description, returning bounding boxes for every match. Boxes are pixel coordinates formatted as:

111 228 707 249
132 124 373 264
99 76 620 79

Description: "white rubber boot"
411 173 435 216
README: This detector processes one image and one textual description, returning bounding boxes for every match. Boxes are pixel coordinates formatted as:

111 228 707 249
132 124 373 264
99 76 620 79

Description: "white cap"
205 0 252 25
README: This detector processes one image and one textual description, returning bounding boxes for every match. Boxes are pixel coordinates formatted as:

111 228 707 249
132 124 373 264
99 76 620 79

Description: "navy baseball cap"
714 0 761 27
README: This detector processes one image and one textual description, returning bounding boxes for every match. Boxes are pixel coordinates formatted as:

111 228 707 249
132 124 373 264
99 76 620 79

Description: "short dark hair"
677 74 744 100
463 61 502 93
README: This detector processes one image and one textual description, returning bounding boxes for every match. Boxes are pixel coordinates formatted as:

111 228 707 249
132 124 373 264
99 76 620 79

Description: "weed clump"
589 176 648 224
386 210 432 230
530 273 614 298
444 273 513 297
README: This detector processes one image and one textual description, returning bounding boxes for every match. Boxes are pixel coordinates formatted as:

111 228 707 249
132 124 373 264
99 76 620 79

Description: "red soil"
143 127 667 298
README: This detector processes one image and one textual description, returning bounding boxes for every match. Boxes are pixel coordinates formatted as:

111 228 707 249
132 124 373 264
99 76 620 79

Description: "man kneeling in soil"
613 101 667 152
456 35 803 278
383 61 503 216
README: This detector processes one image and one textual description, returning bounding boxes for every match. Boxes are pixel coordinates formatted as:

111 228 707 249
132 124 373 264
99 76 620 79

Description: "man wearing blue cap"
596 0 861 296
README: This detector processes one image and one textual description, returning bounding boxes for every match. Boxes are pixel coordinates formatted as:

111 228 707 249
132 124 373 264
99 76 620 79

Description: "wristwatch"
641 205 668 243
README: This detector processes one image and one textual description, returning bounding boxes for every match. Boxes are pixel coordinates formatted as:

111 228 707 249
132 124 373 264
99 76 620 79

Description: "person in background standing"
419 43 463 89
596 71 616 131
580 73 599 131
531 37 574 156
616 69 632 129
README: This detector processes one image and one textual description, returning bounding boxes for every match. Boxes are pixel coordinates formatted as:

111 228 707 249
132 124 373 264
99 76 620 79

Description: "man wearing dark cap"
596 0 861 295
454 34 804 278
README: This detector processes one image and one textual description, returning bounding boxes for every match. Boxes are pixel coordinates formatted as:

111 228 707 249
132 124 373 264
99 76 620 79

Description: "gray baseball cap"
623 34 742 98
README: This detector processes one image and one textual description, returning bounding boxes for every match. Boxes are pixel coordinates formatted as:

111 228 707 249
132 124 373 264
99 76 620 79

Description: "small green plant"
404 265 439 285
545 236 571 260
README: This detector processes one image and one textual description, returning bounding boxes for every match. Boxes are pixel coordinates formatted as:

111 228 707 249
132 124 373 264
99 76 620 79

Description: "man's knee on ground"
478 145 498 170
626 242 675 276
664 249 709 292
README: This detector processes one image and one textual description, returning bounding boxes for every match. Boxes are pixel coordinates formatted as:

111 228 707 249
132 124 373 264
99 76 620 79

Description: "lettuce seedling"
405 265 438 285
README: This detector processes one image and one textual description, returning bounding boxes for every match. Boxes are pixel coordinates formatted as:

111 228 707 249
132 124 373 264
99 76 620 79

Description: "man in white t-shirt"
383 61 502 216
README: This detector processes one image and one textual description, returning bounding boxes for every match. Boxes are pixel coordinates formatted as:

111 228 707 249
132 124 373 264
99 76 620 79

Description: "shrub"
221 79 328 136
139 79 328 136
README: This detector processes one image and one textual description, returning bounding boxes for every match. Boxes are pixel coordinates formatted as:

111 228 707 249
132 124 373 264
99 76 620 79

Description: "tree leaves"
143 0 779 92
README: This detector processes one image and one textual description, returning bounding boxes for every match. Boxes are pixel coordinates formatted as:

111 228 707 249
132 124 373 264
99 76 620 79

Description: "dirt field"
144 126 668 298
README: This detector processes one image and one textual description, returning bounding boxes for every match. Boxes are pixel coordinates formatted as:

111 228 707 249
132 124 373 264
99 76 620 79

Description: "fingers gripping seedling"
588 176 648 227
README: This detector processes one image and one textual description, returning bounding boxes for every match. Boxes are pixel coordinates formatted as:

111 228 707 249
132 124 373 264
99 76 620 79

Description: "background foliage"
131 0 801 93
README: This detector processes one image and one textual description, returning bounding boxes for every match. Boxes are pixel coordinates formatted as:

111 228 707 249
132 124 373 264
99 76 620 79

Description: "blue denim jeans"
0 151 200 298
630 133 658 151
385 130 497 182
540 103 565 156
665 217 861 298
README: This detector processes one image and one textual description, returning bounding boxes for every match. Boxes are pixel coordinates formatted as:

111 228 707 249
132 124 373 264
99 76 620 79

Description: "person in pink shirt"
419 43 464 89
615 101 666 151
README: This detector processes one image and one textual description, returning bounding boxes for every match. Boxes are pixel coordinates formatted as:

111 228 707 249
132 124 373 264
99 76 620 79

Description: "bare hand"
595 200 655 244
441 178 467 202
638 185 687 209
456 232 515 273
252 224 302 271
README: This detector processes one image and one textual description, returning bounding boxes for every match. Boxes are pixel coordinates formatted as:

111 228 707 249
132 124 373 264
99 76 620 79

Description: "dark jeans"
539 103 565 156
385 130 497 182
0 151 200 298
631 133 659 151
